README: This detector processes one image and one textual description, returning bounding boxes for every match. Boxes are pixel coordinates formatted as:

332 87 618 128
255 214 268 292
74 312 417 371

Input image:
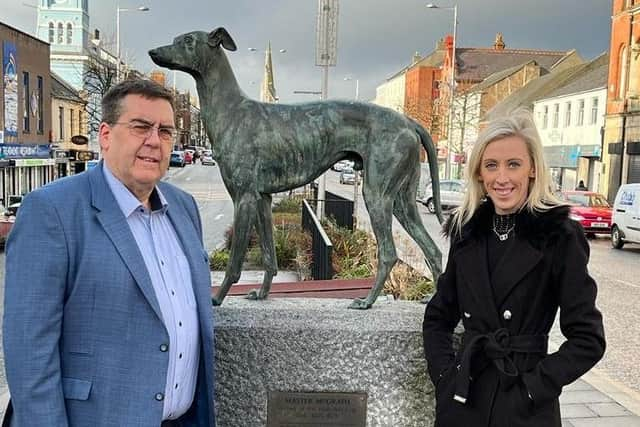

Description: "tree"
447 85 482 179
83 56 117 135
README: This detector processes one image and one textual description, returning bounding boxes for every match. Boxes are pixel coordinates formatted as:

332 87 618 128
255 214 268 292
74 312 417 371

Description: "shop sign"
13 158 55 167
0 143 51 159
71 135 89 145
77 151 93 161
54 150 69 159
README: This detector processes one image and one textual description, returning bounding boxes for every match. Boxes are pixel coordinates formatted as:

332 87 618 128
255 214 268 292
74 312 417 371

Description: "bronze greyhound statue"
149 27 444 309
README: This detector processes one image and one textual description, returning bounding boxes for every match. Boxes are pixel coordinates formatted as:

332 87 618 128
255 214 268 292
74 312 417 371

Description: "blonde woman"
422 110 605 427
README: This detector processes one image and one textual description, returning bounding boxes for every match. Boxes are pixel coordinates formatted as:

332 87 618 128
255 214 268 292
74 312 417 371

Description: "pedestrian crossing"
190 189 232 202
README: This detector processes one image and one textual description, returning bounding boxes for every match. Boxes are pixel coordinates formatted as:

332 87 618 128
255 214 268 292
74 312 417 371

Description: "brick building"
602 0 640 201
0 22 55 206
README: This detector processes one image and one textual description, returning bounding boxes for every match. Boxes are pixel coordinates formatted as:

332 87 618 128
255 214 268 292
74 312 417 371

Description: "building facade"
603 0 640 201
36 0 91 91
51 72 92 177
0 22 56 207
534 80 607 192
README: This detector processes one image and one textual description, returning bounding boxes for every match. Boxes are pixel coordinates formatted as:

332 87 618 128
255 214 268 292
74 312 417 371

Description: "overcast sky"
3 0 612 103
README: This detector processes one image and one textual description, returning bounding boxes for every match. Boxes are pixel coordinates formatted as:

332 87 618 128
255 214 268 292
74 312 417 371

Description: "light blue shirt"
103 164 200 421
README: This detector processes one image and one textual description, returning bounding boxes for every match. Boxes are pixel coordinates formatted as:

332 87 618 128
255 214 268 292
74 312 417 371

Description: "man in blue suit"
3 79 215 426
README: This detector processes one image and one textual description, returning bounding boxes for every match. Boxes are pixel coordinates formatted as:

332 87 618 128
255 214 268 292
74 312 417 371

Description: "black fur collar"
444 199 571 249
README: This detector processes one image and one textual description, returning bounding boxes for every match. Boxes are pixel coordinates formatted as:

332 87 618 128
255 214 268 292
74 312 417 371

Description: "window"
70 109 75 136
542 106 548 129
577 99 585 126
66 23 73 44
57 23 63 44
59 107 64 141
564 102 571 127
23 72 30 133
48 22 54 43
37 76 43 134
590 97 599 125
552 103 559 128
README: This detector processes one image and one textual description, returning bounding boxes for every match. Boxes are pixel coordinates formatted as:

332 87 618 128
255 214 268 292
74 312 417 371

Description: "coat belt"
453 328 548 404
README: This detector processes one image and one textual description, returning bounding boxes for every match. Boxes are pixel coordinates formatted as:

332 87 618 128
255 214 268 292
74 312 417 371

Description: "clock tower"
36 0 91 90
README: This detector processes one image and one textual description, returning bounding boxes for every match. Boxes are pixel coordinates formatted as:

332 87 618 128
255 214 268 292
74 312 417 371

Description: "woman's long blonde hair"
451 108 564 235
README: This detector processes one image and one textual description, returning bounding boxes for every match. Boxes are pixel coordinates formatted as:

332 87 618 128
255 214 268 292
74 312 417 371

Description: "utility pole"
315 0 339 220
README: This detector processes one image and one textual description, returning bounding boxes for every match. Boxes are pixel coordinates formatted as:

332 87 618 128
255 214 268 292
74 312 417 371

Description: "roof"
385 48 445 81
51 72 85 104
545 52 609 98
455 48 574 82
484 62 590 121
471 60 538 92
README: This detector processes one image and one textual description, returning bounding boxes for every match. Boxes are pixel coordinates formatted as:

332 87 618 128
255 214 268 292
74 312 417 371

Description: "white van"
611 183 640 249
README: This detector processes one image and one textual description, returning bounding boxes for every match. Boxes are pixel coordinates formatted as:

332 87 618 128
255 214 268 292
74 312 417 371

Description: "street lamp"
343 76 359 100
426 2 457 179
116 4 150 81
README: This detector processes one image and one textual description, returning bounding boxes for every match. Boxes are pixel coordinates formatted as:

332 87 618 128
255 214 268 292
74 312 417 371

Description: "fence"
301 199 333 280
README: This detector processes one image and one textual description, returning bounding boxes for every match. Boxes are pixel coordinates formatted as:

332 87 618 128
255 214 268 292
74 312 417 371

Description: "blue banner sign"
0 143 51 159
3 41 18 138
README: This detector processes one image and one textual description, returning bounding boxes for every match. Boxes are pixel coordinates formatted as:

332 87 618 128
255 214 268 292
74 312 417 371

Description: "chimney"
412 51 422 65
494 32 505 50
436 38 446 51
445 34 454 69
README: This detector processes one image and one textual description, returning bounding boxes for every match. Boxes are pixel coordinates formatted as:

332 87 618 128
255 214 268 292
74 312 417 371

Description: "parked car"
611 183 640 249
0 202 15 247
184 150 194 164
421 179 465 213
201 152 215 166
560 191 612 237
332 160 354 172
6 195 22 216
339 168 358 185
170 151 185 167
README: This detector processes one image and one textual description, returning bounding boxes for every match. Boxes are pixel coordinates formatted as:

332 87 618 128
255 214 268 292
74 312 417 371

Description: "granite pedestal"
213 297 434 427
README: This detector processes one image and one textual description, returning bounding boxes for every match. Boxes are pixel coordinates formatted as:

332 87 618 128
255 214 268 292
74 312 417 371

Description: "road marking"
190 190 231 202
214 214 224 220
614 279 640 289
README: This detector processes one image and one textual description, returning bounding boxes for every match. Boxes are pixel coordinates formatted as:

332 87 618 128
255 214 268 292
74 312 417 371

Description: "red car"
184 150 194 164
560 191 612 236
0 214 15 247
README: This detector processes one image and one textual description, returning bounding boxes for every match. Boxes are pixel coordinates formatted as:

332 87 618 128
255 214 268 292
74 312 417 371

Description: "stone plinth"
213 297 434 427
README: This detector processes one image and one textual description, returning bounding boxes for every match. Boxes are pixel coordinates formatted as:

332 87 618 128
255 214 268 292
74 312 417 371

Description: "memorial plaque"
267 391 367 427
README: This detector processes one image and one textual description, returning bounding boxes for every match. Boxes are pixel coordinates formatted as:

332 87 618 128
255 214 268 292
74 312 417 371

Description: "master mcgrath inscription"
267 391 367 427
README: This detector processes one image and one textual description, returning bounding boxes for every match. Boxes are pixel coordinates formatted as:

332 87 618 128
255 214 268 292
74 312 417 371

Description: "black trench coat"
423 201 605 427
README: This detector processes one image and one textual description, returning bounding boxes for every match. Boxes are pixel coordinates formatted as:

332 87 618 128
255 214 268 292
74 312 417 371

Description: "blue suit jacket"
3 163 216 427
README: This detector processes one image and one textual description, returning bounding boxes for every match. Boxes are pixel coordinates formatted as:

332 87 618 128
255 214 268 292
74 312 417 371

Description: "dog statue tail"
412 121 445 225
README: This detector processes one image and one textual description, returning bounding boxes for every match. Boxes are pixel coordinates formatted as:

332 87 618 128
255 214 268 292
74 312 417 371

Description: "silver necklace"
492 214 516 241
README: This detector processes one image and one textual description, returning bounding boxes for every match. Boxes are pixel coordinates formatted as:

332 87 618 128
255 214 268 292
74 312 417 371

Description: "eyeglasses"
112 120 176 143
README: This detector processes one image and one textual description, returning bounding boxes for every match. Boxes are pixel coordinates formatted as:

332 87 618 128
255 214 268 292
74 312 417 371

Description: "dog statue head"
149 27 237 78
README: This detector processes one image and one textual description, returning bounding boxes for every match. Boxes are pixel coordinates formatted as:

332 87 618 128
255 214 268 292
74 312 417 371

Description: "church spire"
260 41 277 103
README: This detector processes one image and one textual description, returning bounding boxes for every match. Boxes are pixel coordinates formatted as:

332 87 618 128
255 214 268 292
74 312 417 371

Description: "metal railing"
301 199 333 280
324 191 354 230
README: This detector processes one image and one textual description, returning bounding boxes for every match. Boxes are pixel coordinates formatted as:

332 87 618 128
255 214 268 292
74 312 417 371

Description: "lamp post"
116 4 150 81
426 2 457 179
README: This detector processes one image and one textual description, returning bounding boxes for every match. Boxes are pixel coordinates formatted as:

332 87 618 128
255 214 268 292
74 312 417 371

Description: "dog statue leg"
212 195 258 306
246 194 277 300
350 195 397 309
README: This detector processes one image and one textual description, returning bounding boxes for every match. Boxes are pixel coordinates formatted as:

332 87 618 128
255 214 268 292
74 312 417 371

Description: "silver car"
421 179 466 213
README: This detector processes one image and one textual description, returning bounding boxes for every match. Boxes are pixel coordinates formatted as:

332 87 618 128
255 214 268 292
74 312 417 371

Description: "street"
0 165 638 402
